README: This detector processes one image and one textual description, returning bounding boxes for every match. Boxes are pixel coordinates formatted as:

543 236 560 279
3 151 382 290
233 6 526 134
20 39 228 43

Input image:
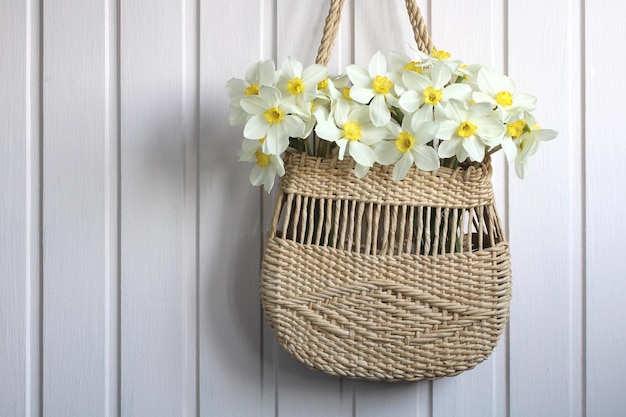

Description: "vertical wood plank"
508 0 583 416
585 1 626 415
120 0 196 415
352 2 432 415
430 2 507 416
199 0 263 415
42 0 118 415
0 1 42 416
270 1 347 415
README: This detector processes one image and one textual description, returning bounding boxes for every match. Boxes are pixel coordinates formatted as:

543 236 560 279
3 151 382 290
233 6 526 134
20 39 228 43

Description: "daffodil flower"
276 56 327 107
226 59 276 126
241 148 285 193
315 105 387 168
240 85 306 155
399 64 472 123
387 51 429 95
346 51 399 127
413 48 463 73
437 100 506 163
375 118 440 181
473 66 537 115
514 119 558 179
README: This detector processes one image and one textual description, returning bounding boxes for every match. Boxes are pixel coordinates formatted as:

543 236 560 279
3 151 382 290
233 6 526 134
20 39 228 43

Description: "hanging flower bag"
227 0 557 381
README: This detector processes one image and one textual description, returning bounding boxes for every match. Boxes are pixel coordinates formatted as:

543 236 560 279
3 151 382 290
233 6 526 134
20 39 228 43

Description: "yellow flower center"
342 87 352 101
317 78 329 90
423 86 443 105
507 119 526 138
458 121 478 138
432 49 451 60
343 121 362 141
394 132 414 153
372 75 392 94
403 61 423 73
255 151 270 168
496 91 513 106
286 77 304 95
245 84 259 96
263 107 284 124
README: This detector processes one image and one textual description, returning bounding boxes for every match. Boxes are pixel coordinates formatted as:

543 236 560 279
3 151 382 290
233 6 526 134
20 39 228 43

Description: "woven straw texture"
261 154 512 381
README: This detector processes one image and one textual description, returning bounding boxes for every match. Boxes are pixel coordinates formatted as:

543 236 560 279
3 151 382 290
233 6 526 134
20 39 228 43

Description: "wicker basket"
261 154 511 381
260 0 512 381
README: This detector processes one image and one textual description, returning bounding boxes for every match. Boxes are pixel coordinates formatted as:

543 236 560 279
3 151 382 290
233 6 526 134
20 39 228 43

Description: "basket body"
261 153 512 381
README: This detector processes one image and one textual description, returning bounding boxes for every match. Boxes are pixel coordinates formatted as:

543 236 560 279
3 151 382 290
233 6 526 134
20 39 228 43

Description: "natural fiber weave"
261 154 512 381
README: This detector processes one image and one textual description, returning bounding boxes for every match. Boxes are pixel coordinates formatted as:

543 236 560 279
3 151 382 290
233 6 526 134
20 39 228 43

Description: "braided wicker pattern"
261 154 512 381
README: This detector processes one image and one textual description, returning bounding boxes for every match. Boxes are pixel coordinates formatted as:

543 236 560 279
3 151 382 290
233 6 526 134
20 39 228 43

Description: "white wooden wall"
2 0 625 416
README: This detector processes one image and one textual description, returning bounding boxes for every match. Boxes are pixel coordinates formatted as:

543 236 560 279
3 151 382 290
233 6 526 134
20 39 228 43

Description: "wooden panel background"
1 0 624 415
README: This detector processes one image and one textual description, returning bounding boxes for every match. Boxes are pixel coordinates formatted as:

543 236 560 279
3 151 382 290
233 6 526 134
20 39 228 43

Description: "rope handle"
315 0 434 66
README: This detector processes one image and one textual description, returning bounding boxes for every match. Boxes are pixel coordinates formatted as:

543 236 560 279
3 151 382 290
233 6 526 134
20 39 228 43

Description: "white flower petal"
444 100 468 123
346 65 372 88
303 64 327 84
393 152 414 181
240 95 267 115
354 163 370 178
443 83 472 103
398 91 422 113
282 115 305 138
243 115 269 139
258 85 282 106
226 78 247 101
369 95 391 127
431 64 453 89
412 145 440 171
360 125 387 145
263 124 289 154
438 137 461 158
437 120 459 140
257 59 276 85
477 118 506 145
402 71 430 91
349 86 376 104
369 51 387 76
501 136 517 164
375 141 401 165
468 102 494 120
229 106 249 126
413 121 439 145
463 136 486 162
315 121 344 142
282 56 302 78
534 128 558 142
347 141 376 166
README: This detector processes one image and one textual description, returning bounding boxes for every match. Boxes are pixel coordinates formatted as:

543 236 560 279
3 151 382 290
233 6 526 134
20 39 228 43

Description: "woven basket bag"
260 0 512 382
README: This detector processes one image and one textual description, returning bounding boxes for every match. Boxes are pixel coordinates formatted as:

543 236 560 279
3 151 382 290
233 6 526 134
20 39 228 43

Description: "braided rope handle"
315 0 434 66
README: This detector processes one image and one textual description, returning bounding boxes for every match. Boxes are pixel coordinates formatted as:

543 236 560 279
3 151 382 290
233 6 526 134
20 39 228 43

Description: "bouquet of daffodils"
227 49 557 192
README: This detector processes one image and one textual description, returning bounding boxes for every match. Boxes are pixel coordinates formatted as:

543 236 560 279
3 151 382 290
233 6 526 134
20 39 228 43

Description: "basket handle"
315 0 435 66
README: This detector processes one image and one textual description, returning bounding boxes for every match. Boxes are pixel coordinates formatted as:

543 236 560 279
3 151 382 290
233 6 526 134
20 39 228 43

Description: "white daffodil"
473 66 537 116
346 51 399 127
241 149 285 193
437 100 506 163
240 85 306 155
513 119 558 179
315 105 387 169
226 59 277 126
399 64 472 123
413 48 463 73
237 137 264 162
375 118 440 181
276 56 327 108
387 51 429 95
